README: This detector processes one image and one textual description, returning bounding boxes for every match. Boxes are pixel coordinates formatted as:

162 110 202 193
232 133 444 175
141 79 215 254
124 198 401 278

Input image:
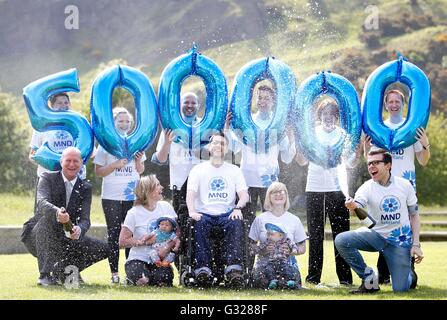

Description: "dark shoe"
378 276 391 285
225 270 245 289
196 268 213 288
37 275 59 286
350 281 380 294
410 259 418 289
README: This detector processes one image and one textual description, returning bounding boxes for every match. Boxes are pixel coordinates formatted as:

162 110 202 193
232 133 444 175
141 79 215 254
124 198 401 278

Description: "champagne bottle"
60 207 74 237
353 207 376 229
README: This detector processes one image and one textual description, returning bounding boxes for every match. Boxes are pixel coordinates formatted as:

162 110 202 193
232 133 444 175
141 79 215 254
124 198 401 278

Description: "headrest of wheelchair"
155 216 177 231
265 223 286 234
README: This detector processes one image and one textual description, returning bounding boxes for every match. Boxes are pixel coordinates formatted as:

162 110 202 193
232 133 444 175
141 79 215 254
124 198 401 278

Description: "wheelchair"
174 180 255 288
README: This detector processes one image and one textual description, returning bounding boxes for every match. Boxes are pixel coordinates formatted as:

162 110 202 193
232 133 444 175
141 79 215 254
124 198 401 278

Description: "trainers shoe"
37 275 59 286
225 270 245 289
378 276 391 285
286 280 296 289
350 281 380 294
268 279 278 290
111 274 120 284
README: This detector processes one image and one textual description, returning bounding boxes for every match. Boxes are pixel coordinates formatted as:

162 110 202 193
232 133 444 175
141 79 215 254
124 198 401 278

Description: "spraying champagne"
345 198 376 229
60 207 74 237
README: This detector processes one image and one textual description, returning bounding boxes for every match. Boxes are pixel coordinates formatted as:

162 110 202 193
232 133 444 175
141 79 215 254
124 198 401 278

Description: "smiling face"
51 95 71 111
114 112 132 134
385 92 403 117
149 178 164 202
269 189 287 207
60 148 82 180
181 93 198 118
256 88 275 114
208 134 228 159
367 153 391 184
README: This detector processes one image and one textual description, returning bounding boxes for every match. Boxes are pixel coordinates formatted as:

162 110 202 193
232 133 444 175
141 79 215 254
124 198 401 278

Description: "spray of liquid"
337 161 350 198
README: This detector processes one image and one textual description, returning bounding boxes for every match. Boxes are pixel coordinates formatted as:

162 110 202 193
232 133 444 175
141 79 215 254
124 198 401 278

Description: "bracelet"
233 207 242 211
412 243 421 248
423 144 430 150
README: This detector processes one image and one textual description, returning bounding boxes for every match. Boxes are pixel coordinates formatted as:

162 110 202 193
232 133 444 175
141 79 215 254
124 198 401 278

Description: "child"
148 216 180 267
253 223 302 289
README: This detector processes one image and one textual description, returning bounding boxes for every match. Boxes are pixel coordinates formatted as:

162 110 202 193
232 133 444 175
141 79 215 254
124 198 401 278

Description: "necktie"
65 181 73 207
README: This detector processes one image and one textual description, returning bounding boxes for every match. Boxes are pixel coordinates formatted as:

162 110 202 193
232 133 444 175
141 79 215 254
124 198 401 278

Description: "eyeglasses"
367 160 386 167
271 190 287 196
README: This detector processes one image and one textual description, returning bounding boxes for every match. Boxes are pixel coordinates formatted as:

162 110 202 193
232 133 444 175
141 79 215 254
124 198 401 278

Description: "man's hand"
411 246 424 264
70 226 82 240
229 208 243 220
189 211 203 221
345 197 358 211
363 134 372 158
134 151 145 162
57 208 70 224
163 129 176 146
416 127 429 148
140 233 156 246
112 159 128 170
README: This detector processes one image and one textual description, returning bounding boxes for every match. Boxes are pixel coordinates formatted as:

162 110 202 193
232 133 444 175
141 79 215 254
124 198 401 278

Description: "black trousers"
102 199 133 273
125 260 174 286
248 187 267 214
305 191 353 284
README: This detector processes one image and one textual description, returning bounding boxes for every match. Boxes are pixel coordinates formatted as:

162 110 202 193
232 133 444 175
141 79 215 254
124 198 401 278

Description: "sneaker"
378 276 391 285
286 280 296 289
196 269 213 288
268 279 278 289
225 270 245 289
350 281 380 294
111 274 120 284
37 275 59 286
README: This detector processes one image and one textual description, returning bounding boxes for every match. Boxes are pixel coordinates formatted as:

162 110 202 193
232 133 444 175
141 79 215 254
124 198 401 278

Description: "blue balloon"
158 46 228 149
362 57 431 151
292 71 362 168
229 57 296 153
90 65 158 160
23 69 94 171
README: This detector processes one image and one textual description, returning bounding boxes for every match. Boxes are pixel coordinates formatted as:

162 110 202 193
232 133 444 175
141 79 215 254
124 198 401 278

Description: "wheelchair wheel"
180 270 196 287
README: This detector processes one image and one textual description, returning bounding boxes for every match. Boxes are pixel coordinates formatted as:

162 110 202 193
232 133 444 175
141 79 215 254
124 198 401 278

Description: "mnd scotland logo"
208 177 228 201
380 196 401 224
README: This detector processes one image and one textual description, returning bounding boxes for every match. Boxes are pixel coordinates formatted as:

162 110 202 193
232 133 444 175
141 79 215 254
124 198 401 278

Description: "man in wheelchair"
185 132 249 288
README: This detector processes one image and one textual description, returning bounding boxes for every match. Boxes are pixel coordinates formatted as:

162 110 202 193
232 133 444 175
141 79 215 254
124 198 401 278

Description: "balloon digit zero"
158 46 228 149
90 65 158 159
362 57 431 151
292 71 362 168
23 68 94 171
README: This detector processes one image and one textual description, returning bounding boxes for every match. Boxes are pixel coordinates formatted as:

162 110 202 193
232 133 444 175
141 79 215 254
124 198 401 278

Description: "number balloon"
23 69 94 171
229 57 296 153
292 71 362 168
90 65 158 159
158 46 228 149
362 56 431 151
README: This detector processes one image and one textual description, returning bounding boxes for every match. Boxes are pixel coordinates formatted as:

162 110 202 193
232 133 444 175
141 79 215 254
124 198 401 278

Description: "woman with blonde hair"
119 174 179 286
248 182 307 289
94 107 146 284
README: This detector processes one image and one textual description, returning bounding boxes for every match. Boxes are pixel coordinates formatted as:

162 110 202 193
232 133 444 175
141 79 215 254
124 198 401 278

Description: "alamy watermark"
65 5 79 30
364 266 379 289
64 265 80 289
364 5 379 31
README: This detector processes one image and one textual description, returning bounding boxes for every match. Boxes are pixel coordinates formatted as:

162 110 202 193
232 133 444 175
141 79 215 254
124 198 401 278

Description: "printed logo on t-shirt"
48 130 73 152
390 149 404 160
115 165 133 177
123 180 137 201
208 177 228 201
402 170 416 190
261 167 279 187
380 196 401 225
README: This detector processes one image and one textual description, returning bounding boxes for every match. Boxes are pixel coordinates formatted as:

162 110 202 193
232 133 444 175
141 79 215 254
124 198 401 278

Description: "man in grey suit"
33 147 109 286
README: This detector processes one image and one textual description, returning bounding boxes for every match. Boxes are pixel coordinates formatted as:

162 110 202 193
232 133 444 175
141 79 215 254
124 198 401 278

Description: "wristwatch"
233 207 242 211
422 144 430 150
412 243 421 248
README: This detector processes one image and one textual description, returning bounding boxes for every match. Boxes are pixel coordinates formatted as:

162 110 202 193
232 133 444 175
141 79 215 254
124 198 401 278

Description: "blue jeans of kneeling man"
194 212 244 274
335 227 414 292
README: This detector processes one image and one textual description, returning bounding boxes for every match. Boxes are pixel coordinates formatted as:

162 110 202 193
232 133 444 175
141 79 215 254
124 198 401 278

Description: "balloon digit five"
23 68 94 170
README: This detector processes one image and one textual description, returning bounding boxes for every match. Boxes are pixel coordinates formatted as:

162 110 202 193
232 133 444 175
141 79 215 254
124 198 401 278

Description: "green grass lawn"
1 241 446 300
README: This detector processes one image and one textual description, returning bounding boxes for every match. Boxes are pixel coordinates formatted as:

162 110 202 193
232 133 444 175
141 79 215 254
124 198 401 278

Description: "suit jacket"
36 171 92 240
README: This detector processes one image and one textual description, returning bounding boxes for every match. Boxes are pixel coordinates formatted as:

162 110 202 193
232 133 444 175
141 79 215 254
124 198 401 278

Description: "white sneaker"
111 274 120 284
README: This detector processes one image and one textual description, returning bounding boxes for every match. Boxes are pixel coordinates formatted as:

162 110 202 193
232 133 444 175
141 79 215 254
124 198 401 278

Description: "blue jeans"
194 212 244 273
335 228 414 292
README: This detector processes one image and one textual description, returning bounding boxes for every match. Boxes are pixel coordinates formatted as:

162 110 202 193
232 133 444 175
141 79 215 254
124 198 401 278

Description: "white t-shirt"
354 176 418 248
384 119 423 190
30 130 86 179
249 211 308 244
93 145 146 201
305 126 346 192
123 202 177 264
155 130 202 190
187 161 248 215
229 112 296 188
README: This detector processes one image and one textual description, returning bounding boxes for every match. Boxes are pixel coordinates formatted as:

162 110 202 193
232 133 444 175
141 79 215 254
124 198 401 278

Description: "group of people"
21 86 429 293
